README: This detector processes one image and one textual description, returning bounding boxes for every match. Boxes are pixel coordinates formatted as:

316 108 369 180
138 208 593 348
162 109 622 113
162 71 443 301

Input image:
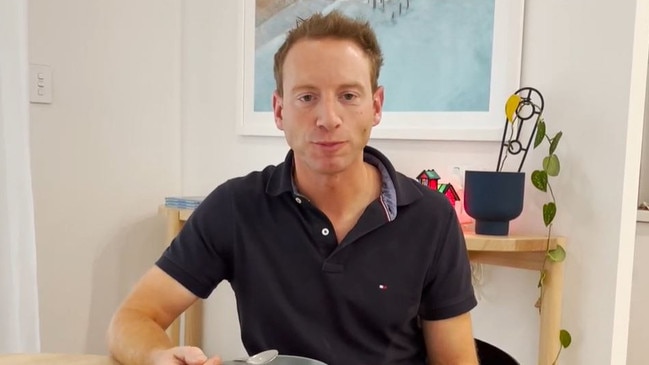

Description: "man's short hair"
273 10 384 96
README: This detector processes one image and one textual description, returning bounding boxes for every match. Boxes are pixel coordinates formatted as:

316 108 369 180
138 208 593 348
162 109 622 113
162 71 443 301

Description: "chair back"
475 338 519 365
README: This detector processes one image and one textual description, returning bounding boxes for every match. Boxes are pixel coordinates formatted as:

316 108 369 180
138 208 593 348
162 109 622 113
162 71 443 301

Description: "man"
107 10 478 365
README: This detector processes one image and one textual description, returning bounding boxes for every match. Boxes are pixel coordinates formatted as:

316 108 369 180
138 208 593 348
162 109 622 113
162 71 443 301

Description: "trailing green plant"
531 117 572 364
500 89 572 362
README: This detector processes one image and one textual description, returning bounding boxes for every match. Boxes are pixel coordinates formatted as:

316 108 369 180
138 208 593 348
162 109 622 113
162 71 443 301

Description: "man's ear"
372 86 385 126
272 91 284 130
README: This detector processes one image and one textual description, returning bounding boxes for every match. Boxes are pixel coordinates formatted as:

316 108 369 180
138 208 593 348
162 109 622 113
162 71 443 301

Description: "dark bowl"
223 355 327 365
269 355 327 365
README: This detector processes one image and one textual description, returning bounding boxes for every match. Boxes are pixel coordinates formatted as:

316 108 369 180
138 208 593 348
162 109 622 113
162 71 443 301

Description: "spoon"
232 349 279 364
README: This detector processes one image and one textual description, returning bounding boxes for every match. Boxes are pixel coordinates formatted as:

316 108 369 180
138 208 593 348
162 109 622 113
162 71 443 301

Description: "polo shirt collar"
265 146 422 209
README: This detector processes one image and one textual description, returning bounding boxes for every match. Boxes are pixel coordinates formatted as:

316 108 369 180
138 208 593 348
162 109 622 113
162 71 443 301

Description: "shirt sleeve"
418 207 477 320
155 183 234 299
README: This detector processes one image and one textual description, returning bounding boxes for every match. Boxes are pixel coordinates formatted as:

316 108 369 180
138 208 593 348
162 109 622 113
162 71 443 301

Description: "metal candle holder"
496 87 545 172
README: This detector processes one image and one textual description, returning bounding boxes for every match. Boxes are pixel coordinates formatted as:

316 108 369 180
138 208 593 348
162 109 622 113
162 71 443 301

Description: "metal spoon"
232 349 279 364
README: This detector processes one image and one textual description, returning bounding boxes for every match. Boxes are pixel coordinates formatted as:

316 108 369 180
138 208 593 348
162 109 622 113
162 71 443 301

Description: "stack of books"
164 196 205 210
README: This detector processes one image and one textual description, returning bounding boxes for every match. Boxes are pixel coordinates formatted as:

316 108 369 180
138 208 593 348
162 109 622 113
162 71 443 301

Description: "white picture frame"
236 0 524 141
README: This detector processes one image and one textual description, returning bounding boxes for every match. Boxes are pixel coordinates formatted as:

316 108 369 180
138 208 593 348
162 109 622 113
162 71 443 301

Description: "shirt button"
321 228 330 236
295 197 302 204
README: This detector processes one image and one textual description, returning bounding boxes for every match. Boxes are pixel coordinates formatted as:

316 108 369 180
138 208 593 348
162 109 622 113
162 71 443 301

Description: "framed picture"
236 0 524 141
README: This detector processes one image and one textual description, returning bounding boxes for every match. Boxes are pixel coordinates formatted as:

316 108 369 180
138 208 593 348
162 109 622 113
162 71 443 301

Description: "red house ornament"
416 169 461 207
437 183 461 206
416 169 441 190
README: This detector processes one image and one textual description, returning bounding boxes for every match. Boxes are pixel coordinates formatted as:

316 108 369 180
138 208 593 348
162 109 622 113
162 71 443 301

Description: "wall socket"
29 64 52 104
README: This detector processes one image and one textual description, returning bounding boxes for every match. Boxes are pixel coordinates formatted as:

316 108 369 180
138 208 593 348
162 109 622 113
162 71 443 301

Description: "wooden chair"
475 338 519 365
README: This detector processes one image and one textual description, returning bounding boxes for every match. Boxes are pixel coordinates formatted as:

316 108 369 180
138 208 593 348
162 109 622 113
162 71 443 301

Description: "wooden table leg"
184 300 203 347
538 258 565 365
167 319 181 347
162 208 183 346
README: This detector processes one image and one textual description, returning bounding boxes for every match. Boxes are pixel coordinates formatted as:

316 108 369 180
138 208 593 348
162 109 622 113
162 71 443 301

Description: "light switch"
29 64 52 104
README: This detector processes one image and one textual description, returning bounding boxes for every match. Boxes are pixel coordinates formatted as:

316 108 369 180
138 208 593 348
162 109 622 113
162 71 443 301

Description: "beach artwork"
240 0 524 141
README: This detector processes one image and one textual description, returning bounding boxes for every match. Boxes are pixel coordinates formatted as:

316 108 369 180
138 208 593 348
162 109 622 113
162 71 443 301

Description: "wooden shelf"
465 233 559 252
637 209 649 222
466 233 565 272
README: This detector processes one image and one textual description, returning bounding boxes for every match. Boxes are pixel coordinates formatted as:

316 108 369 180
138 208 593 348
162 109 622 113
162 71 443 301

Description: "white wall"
181 0 648 364
28 0 182 354
629 224 649 365
637 60 649 204
628 16 649 363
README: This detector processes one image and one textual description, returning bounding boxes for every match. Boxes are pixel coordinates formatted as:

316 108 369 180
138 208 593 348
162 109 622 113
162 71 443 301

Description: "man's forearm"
107 309 174 365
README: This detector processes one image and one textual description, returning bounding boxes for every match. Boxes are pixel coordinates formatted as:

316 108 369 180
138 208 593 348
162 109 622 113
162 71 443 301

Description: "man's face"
273 38 384 176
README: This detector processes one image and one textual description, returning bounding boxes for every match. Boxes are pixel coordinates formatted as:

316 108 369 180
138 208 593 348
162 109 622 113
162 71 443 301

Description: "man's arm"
422 313 479 365
107 266 221 365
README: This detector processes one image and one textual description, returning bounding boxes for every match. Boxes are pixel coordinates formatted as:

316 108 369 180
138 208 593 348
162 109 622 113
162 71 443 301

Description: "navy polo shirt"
156 146 476 365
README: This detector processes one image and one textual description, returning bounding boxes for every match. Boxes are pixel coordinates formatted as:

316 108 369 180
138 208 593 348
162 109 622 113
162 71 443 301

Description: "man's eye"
298 95 314 102
342 93 357 101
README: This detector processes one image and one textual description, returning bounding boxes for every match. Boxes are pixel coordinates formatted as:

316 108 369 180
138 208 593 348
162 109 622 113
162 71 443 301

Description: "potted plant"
464 87 542 236
465 87 572 363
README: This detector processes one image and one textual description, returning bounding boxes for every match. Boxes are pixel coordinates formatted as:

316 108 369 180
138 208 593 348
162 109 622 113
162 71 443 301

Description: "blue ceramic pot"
464 171 525 235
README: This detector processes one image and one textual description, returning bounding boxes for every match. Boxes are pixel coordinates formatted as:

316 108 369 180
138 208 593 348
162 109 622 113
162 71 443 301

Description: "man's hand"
151 346 222 365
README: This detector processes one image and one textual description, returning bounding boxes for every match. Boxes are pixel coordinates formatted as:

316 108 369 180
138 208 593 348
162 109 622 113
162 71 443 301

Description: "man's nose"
315 96 342 130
